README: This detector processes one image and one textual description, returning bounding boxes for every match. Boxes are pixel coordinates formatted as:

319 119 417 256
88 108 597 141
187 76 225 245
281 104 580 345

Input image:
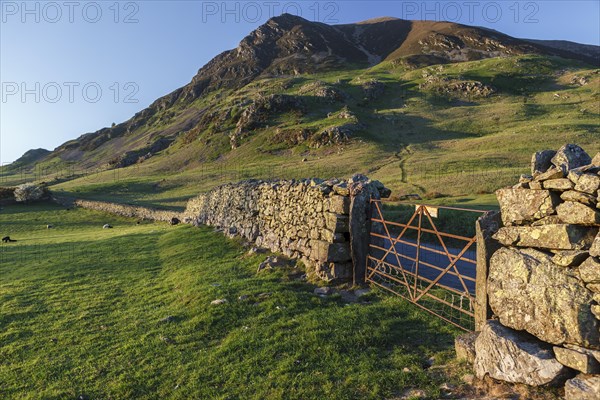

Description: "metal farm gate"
366 199 487 331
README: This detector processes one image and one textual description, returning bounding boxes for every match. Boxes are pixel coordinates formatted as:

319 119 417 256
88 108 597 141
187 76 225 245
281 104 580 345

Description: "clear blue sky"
1 0 599 164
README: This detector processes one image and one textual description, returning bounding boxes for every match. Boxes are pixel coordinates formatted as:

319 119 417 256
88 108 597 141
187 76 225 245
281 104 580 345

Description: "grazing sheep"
47 224 54 229
170 217 181 226
103 224 113 229
2 236 17 243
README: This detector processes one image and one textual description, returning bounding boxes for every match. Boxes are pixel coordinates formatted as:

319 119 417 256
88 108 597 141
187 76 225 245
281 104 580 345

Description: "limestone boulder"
588 283 600 293
565 375 600 400
557 202 600 225
474 320 569 386
496 188 559 226
592 153 600 166
493 224 597 250
552 144 592 173
332 182 350 196
592 305 600 319
565 343 600 363
488 247 599 347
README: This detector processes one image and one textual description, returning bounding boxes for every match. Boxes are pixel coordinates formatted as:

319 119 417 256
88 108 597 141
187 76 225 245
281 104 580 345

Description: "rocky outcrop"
109 137 174 168
578 257 600 284
311 124 360 147
474 320 569 386
186 176 390 281
361 79 385 100
419 76 495 98
298 81 346 102
235 94 304 136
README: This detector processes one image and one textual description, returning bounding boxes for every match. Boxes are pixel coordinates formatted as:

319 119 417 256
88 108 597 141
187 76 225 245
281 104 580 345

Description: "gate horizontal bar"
368 244 476 283
371 217 476 242
369 233 477 265
367 279 472 332
372 199 488 214
366 265 475 316
367 256 475 297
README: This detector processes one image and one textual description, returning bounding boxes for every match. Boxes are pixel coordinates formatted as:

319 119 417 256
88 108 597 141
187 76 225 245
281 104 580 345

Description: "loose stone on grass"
314 286 334 296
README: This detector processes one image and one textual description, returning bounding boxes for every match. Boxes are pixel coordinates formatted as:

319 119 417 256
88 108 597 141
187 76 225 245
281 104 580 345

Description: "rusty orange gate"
366 199 486 331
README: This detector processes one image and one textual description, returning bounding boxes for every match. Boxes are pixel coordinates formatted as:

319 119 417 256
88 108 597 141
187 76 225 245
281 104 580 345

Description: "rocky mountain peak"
18 16 598 173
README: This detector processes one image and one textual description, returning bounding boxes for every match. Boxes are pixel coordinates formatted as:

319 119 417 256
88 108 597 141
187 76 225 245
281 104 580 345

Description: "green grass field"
1 204 470 399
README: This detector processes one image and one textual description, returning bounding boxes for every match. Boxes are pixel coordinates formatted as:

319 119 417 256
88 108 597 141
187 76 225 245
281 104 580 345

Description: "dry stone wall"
186 176 389 282
0 187 16 205
52 175 389 282
466 144 600 399
53 197 188 223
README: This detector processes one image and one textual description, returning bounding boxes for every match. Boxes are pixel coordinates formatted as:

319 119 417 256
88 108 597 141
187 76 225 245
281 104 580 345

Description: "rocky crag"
459 144 600 399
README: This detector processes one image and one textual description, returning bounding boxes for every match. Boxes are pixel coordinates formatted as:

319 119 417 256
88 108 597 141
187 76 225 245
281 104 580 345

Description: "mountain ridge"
5 15 599 193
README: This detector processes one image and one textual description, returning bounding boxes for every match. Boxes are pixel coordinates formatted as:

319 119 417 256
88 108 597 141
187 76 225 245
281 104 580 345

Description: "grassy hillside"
0 203 472 399
1 55 598 209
